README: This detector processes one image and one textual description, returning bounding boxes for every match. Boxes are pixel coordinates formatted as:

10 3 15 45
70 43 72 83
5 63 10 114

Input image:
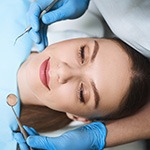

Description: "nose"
57 62 80 84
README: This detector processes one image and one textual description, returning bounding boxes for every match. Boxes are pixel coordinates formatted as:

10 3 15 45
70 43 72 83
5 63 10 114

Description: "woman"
0 0 150 150
18 37 150 121
16 38 150 150
17 0 150 149
15 37 150 150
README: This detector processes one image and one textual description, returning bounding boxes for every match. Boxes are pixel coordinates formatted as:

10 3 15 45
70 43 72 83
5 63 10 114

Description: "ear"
66 113 91 123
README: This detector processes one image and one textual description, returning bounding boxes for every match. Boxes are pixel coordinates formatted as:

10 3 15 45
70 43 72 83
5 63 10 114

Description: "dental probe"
7 94 33 150
14 0 59 45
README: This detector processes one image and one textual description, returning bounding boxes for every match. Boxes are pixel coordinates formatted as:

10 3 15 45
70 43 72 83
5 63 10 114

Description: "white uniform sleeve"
93 0 150 58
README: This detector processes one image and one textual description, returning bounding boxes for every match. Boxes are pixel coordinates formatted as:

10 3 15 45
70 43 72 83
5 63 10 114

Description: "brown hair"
20 105 72 132
99 38 150 121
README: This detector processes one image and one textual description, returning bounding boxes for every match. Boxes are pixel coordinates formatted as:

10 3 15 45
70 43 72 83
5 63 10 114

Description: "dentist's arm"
106 101 150 147
27 0 90 51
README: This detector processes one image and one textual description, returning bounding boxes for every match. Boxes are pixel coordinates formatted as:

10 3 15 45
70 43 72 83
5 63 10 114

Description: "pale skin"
17 38 150 147
18 38 132 121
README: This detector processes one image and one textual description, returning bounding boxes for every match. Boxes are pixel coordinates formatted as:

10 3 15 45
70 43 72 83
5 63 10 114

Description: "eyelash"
77 46 86 103
78 46 85 64
78 83 85 104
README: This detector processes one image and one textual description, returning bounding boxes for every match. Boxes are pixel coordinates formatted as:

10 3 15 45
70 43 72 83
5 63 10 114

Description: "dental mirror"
7 94 33 150
7 94 18 107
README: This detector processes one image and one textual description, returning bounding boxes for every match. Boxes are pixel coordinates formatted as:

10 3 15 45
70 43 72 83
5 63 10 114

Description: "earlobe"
66 113 91 123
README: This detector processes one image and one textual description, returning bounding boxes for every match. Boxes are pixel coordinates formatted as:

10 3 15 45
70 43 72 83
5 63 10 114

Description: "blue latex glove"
13 126 39 150
14 122 107 150
27 0 90 51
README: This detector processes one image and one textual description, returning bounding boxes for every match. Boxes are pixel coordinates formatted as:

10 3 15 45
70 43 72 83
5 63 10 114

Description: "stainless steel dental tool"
7 94 33 150
14 0 59 45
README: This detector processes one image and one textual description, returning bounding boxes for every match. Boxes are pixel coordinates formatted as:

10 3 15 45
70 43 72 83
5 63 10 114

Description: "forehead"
92 39 132 116
50 38 92 47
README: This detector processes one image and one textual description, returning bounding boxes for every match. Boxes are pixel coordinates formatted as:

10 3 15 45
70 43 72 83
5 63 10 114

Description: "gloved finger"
41 5 72 25
27 136 54 149
36 41 45 52
36 0 54 10
13 132 29 150
42 0 89 25
23 126 39 136
43 25 48 47
28 2 41 31
13 132 26 144
36 25 48 52
44 34 48 48
18 143 30 150
27 0 59 31
28 29 41 44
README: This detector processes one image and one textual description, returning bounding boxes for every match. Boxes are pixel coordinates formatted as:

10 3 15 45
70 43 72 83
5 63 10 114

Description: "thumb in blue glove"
27 0 90 51
27 122 107 150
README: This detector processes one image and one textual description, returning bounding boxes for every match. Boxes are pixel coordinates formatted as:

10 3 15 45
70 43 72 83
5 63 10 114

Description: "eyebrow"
89 40 100 108
91 40 99 62
90 80 100 109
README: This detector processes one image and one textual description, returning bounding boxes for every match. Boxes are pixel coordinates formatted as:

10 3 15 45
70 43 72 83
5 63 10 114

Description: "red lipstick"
39 57 50 90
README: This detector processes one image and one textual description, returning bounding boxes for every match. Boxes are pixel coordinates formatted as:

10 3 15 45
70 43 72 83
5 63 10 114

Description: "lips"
39 57 50 90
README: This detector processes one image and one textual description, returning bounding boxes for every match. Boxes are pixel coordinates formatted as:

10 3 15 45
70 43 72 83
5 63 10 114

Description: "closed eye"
79 46 85 64
78 83 85 104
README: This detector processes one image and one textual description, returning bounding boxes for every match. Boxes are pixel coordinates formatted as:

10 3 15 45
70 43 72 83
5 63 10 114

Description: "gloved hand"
14 122 107 150
13 126 39 150
27 0 90 51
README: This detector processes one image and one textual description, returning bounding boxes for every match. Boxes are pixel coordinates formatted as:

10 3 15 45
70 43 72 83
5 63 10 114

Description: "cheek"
26 57 43 91
46 43 77 62
41 84 77 112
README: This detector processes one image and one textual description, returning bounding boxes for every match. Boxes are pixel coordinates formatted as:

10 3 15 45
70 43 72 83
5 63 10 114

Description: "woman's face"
19 38 132 119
